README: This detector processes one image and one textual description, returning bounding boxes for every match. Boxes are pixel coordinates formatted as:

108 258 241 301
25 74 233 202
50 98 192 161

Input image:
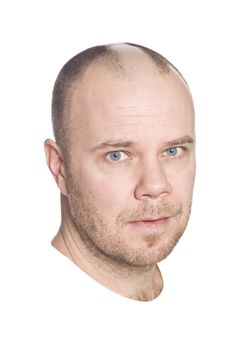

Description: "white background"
1 0 243 349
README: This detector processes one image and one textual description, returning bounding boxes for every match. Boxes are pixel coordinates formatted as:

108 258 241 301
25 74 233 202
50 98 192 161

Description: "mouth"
128 216 170 231
130 216 169 222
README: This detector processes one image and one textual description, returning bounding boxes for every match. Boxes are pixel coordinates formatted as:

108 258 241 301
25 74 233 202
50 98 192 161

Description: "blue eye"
165 147 182 157
166 148 178 156
108 151 123 161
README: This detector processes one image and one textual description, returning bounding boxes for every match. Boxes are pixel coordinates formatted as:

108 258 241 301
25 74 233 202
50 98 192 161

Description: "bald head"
52 43 189 157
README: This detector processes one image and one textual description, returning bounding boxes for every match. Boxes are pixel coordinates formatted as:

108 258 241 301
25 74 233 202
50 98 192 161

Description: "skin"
44 47 196 301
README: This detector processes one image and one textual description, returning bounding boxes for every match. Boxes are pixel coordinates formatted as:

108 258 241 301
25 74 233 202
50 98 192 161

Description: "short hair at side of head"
51 43 187 158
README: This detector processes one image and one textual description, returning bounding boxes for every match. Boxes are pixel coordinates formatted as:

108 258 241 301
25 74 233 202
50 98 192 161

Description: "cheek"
168 166 196 202
75 164 134 210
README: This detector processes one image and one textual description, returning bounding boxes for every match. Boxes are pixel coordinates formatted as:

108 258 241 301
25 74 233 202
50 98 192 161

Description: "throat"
127 265 163 301
52 224 164 302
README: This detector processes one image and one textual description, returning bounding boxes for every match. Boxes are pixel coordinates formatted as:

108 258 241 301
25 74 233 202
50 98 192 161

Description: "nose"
134 158 172 200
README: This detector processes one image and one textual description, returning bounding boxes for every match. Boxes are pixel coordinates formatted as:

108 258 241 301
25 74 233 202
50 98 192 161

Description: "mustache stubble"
116 200 186 226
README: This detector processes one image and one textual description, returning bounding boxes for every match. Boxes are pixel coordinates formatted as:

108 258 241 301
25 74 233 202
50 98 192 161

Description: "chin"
113 238 179 268
117 214 188 267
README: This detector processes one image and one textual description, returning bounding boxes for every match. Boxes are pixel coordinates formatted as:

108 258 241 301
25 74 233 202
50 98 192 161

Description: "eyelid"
106 150 128 155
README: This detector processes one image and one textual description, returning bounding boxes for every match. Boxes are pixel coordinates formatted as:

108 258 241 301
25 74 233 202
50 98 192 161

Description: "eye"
107 151 128 162
164 147 183 157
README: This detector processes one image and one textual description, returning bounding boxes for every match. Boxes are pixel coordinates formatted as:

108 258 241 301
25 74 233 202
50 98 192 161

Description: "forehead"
70 67 195 148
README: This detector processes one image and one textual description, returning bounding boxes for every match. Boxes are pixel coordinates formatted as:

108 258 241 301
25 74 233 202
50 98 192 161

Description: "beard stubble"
66 175 191 267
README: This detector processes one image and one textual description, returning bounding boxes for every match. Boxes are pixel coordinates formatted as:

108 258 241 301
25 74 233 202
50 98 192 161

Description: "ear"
44 139 68 196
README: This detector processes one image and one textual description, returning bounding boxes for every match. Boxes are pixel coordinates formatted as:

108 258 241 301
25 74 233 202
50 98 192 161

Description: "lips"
130 216 170 232
128 216 170 232
129 216 169 223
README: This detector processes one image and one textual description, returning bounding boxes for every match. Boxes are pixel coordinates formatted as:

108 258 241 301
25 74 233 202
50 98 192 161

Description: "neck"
52 196 163 301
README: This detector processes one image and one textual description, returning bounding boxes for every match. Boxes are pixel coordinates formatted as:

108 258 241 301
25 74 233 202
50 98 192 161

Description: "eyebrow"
164 135 194 148
91 135 194 152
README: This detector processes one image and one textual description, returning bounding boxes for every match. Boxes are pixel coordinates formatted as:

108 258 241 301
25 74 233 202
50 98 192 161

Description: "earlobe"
44 139 68 196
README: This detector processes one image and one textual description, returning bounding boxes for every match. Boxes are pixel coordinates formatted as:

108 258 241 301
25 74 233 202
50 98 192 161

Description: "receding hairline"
66 43 187 90
52 43 190 158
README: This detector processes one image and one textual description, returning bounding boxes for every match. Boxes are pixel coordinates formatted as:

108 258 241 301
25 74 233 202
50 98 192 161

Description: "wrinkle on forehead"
72 69 192 113
70 64 194 147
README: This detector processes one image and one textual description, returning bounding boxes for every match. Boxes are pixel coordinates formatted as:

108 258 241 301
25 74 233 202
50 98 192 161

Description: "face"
64 66 196 267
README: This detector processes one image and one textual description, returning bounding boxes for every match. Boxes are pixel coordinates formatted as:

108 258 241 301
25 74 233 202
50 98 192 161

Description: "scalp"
51 43 188 158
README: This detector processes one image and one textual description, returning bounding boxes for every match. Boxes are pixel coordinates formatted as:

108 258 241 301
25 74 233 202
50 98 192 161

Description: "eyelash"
105 147 186 163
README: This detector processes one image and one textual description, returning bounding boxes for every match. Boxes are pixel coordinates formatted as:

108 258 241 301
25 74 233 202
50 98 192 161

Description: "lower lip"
129 218 170 231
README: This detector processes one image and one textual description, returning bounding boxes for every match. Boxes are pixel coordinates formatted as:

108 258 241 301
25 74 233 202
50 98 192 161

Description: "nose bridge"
134 154 172 200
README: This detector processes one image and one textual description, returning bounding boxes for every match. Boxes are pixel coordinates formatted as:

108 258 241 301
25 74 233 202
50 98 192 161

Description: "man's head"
45 43 195 269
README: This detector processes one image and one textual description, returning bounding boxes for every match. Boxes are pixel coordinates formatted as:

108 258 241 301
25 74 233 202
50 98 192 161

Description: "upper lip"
130 216 169 222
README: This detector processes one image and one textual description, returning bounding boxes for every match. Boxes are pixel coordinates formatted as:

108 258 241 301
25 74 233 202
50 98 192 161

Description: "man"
44 43 196 301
